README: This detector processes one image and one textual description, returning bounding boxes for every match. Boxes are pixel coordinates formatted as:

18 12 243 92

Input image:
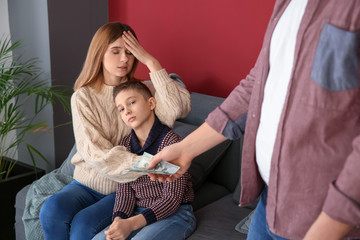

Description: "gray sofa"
15 92 255 240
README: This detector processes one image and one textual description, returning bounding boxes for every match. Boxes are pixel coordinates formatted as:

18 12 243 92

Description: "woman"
39 22 191 240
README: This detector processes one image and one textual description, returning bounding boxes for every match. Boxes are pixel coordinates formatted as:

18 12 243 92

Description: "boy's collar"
130 116 166 154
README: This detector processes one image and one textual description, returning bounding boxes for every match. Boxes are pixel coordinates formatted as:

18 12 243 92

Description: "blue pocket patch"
311 24 359 91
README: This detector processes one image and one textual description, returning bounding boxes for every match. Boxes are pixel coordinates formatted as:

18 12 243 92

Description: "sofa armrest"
15 185 31 240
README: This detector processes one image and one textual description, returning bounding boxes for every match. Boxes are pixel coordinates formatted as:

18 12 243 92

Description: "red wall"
108 0 275 98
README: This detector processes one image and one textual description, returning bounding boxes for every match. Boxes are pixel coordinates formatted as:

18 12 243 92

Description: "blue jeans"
93 204 196 240
247 187 289 240
39 180 116 240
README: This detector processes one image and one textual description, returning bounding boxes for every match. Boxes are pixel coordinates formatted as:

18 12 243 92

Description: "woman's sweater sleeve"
71 91 142 183
147 69 191 128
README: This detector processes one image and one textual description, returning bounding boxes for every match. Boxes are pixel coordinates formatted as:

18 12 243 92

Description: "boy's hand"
104 217 133 240
122 31 162 72
105 215 147 240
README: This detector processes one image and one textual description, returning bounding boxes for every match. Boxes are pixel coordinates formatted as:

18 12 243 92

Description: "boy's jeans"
247 187 289 240
93 204 196 240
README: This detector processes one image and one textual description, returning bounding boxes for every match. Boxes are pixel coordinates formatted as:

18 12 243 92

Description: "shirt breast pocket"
311 23 359 91
304 23 360 112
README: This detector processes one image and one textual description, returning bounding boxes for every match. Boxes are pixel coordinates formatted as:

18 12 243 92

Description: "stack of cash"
122 152 180 176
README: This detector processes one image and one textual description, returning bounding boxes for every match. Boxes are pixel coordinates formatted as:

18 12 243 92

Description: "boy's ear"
148 97 156 110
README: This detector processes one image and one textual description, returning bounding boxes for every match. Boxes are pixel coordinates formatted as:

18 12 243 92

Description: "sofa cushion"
173 121 198 138
207 137 242 193
191 181 230 211
189 194 252 240
58 144 77 176
189 140 231 190
173 121 232 190
180 92 224 126
235 210 254 235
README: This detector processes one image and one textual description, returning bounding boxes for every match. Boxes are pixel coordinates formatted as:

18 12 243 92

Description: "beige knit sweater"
70 69 191 195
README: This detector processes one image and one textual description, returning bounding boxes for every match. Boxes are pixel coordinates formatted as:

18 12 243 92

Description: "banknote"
122 152 180 175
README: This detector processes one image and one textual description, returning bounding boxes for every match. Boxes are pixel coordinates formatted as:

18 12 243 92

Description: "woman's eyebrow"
111 46 122 49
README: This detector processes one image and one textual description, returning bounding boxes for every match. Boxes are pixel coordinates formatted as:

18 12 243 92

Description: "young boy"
99 81 195 240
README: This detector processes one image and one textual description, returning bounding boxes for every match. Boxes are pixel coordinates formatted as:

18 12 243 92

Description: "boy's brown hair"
113 81 153 102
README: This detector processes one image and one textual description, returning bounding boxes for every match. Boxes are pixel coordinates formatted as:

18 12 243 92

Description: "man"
148 0 360 239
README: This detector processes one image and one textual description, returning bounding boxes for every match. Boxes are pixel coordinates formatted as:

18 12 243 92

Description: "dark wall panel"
48 0 108 167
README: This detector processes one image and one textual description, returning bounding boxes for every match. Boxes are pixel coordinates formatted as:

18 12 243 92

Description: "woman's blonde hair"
74 22 139 91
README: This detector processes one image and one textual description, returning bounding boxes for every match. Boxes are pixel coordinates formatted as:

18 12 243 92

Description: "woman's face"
102 37 135 85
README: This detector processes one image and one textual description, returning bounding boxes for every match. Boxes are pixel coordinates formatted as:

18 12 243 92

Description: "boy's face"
115 89 156 131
